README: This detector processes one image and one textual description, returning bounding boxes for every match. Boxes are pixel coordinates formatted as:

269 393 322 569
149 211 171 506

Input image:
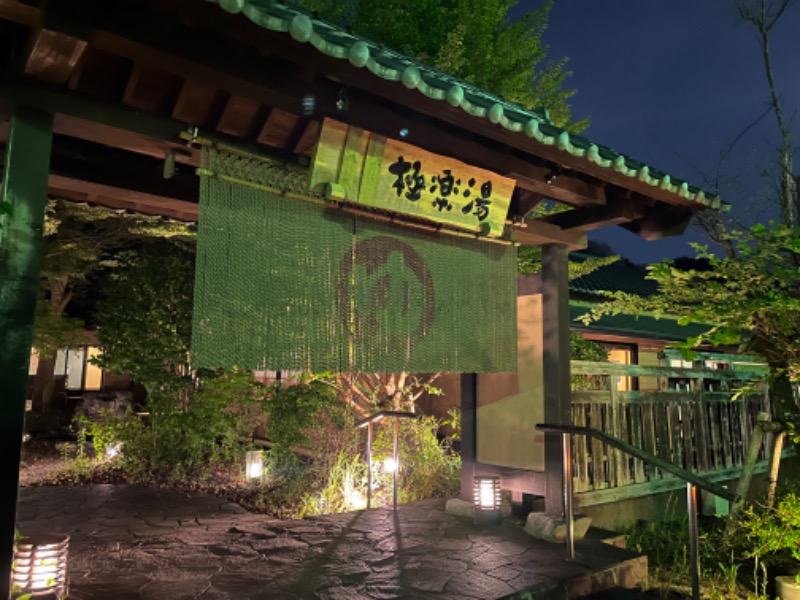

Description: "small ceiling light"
336 88 349 111
399 128 409 139
302 94 316 115
545 165 564 185
185 126 199 147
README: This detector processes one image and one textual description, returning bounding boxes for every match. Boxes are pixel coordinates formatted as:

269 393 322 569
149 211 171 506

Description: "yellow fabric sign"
310 118 515 237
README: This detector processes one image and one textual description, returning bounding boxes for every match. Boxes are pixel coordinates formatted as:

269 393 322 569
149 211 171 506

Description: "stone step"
582 525 627 549
500 534 648 600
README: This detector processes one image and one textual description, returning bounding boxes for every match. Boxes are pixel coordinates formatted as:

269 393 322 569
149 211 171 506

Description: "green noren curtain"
192 149 517 373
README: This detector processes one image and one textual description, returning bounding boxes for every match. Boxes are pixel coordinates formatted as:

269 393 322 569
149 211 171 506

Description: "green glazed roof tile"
570 302 711 342
569 254 658 297
210 0 726 211
567 256 712 341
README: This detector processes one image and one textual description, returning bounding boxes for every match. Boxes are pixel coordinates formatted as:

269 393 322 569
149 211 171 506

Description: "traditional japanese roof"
212 0 725 211
569 301 710 342
566 255 712 341
569 255 659 297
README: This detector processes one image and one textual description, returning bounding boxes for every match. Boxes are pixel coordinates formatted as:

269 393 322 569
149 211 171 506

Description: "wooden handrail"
535 423 739 503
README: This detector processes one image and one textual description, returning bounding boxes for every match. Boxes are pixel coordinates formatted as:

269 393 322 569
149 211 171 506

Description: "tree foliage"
93 237 196 396
30 200 193 410
298 0 586 132
581 223 800 416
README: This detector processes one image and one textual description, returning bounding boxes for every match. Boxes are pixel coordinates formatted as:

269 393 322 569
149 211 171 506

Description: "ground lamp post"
11 533 69 598
472 476 502 526
246 450 263 482
356 411 416 510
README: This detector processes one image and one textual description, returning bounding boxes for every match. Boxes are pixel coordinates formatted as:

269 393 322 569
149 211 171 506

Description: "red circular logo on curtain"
336 236 435 353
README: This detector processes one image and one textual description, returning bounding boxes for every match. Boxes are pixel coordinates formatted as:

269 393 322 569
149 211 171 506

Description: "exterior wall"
476 293 544 470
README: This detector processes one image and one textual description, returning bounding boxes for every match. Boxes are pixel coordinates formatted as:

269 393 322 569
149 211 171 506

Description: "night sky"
516 0 800 263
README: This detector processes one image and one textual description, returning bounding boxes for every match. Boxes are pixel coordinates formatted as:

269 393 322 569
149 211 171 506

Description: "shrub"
77 370 266 482
368 410 461 504
735 492 800 580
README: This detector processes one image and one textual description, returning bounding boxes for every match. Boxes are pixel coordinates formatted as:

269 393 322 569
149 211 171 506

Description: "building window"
603 344 635 391
53 346 104 392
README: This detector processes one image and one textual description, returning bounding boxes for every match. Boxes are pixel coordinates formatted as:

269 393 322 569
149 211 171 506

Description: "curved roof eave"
211 0 727 212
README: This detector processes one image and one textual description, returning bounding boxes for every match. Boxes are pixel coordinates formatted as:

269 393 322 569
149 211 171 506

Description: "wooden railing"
569 361 772 499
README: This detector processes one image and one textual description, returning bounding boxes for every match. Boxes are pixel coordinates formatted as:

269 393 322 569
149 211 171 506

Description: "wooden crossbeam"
540 197 647 232
48 175 198 221
514 219 587 250
622 204 694 240
0 0 40 27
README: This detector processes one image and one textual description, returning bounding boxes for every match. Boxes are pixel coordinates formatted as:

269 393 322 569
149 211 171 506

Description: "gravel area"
18 439 72 487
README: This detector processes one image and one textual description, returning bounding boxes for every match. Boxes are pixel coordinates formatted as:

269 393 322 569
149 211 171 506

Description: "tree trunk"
30 349 58 412
770 366 796 421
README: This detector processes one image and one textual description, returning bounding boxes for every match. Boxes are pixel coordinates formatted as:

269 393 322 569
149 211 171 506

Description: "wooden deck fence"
570 360 773 504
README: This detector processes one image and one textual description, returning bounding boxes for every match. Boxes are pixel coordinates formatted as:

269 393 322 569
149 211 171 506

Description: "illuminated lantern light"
246 450 263 482
105 442 123 459
12 533 69 598
382 457 399 474
473 476 502 526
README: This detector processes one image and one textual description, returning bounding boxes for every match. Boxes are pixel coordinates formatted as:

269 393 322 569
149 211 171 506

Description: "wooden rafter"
171 79 227 129
256 108 300 148
621 204 694 241
215 95 264 138
24 27 87 85
0 0 40 27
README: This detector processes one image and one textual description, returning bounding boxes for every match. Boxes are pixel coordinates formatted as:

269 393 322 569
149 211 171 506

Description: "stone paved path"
16 485 625 599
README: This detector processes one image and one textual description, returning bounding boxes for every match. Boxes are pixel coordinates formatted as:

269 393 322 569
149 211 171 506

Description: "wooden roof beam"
0 0 41 27
622 204 694 241
48 174 198 221
0 78 300 165
538 197 647 232
514 219 587 250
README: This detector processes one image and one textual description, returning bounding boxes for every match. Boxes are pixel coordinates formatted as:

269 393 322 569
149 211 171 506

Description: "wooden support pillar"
460 373 477 501
0 108 53 600
542 244 571 516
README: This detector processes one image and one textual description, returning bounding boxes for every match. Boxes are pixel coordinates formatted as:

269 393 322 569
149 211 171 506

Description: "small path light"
105 442 123 459
246 450 263 482
12 533 69 598
382 457 399 474
356 411 416 510
473 476 502 526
